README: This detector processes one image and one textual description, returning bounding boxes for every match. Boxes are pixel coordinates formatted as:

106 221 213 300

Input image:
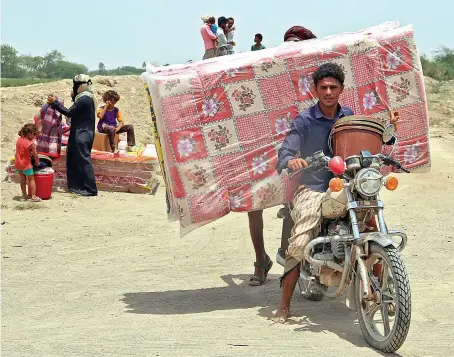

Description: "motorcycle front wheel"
355 243 411 353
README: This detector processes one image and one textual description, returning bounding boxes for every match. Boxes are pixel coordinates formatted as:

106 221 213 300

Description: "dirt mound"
1 75 153 161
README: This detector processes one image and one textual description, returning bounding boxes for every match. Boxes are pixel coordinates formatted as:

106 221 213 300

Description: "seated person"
97 90 137 153
273 63 398 323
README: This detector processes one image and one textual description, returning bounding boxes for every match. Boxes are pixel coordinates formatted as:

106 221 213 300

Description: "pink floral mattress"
6 149 160 194
141 22 431 236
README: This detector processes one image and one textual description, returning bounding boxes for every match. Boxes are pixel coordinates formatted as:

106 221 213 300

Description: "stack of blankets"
141 22 431 236
6 149 161 194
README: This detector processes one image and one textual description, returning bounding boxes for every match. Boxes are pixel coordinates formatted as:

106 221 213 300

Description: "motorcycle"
276 148 411 353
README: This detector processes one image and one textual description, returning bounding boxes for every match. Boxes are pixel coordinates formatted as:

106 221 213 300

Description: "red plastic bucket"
30 170 54 200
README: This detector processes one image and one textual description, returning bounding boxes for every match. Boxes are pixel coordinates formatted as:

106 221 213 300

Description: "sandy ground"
1 130 454 357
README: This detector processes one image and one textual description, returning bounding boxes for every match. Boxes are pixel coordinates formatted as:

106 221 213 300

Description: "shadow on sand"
122 274 402 355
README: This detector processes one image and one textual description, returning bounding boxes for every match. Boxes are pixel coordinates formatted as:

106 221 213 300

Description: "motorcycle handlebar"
285 153 410 179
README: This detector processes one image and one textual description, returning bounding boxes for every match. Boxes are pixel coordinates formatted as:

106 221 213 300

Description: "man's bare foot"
272 307 290 324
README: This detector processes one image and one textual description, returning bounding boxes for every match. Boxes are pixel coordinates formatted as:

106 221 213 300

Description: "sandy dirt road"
1 131 454 357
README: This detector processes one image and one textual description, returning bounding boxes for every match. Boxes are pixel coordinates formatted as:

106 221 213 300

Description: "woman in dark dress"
48 74 98 196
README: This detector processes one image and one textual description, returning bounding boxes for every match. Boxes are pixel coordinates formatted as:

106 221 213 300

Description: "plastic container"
142 144 157 157
331 115 384 159
30 167 55 200
118 140 127 152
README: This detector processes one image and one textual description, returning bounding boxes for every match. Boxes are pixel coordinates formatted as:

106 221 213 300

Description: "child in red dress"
15 123 41 202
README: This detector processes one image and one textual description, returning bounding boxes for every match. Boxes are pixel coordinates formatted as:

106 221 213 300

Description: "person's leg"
102 125 117 152
203 49 216 60
117 124 136 147
274 264 300 323
248 210 272 285
27 174 40 201
274 187 324 322
18 172 27 199
75 130 98 196
216 47 228 57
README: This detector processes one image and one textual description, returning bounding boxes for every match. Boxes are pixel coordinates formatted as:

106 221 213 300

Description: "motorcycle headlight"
354 168 383 197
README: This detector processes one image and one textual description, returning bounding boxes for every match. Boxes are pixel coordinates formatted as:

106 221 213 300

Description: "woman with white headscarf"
47 74 98 196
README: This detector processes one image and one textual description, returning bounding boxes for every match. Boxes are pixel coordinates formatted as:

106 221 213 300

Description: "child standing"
15 123 41 202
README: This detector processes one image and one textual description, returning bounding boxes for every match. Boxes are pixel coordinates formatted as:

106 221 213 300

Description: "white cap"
201 15 210 23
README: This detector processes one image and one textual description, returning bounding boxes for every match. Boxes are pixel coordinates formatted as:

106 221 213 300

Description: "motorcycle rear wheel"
355 243 411 353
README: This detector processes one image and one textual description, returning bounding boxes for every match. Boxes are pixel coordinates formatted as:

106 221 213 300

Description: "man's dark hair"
312 63 345 86
228 17 234 21
218 16 228 27
255 33 263 41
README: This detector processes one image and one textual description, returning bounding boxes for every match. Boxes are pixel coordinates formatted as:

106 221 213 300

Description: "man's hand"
390 110 399 131
287 158 308 172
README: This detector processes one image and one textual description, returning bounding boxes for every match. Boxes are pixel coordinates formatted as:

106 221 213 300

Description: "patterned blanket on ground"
141 22 431 236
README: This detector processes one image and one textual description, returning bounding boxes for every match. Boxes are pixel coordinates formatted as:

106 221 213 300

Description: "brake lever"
288 161 326 179
378 154 410 173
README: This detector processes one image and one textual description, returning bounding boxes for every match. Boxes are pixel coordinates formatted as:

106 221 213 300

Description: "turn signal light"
329 178 344 192
385 176 399 191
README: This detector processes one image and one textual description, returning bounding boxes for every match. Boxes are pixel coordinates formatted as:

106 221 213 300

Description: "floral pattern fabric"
141 22 431 236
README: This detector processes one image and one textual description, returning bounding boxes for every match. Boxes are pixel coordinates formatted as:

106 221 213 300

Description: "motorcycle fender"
345 281 356 310
362 232 398 249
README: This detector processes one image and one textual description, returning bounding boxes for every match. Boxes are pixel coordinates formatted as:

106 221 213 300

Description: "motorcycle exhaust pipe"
304 236 345 272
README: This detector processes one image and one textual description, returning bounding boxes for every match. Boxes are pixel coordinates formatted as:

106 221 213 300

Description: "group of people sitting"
15 75 138 200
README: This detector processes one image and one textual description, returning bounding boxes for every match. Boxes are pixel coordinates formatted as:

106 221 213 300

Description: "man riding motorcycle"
273 62 398 323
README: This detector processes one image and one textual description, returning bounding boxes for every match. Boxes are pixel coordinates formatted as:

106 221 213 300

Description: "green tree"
1 44 26 78
98 62 106 75
20 55 44 74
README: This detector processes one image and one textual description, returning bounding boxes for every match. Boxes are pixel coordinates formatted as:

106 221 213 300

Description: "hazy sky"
2 0 453 70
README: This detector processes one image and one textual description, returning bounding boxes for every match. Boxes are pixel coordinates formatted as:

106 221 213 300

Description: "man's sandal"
249 255 273 286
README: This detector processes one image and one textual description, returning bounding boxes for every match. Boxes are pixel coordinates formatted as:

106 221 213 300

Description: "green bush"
421 47 454 93
0 78 60 87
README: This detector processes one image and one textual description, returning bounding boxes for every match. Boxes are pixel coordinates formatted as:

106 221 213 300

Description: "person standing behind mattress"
201 15 217 59
226 17 236 55
215 17 230 57
247 26 317 287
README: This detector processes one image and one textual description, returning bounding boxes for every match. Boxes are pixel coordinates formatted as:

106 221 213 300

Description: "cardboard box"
93 132 119 152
